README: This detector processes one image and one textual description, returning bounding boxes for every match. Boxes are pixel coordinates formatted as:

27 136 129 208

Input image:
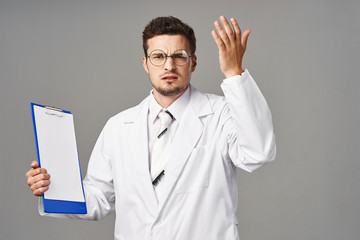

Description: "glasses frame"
147 49 193 67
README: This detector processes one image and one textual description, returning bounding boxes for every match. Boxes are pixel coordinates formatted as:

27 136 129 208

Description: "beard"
152 82 189 96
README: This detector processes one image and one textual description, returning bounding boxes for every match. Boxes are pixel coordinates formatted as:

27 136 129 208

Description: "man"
26 16 276 240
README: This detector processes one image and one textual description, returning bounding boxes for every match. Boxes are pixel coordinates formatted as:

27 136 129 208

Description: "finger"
33 186 49 196
214 20 230 46
211 30 225 50
27 172 50 187
32 167 48 176
219 16 235 41
30 179 51 192
241 30 251 49
32 173 51 184
230 18 242 41
26 168 37 179
26 167 48 181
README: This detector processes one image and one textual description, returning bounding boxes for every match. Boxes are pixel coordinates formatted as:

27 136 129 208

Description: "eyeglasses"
147 49 192 66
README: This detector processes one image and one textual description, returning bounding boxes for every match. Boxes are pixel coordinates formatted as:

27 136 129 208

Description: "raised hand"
212 16 250 78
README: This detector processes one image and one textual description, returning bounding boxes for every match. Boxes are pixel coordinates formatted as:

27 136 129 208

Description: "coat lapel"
125 97 158 209
158 86 213 209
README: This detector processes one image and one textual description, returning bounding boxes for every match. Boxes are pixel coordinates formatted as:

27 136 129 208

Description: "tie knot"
158 110 173 127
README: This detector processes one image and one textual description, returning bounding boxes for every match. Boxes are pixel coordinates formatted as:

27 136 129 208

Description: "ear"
143 56 149 74
191 55 197 72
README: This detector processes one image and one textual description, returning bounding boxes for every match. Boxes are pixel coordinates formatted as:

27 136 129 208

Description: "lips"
161 75 178 82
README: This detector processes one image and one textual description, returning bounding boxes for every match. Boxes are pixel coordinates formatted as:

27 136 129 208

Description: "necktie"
151 110 174 201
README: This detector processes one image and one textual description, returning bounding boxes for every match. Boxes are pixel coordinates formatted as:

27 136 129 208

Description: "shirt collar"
149 86 191 124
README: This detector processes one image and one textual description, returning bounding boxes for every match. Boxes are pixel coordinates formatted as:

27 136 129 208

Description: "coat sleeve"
220 69 276 172
38 120 116 220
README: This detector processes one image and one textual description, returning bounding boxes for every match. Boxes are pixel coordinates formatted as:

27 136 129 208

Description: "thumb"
30 161 39 169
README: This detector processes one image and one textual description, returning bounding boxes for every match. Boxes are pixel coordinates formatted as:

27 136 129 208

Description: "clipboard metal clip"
45 105 64 117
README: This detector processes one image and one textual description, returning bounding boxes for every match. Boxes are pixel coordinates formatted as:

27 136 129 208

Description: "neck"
152 87 188 108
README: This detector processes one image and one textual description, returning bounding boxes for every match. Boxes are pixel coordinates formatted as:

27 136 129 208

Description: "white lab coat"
40 70 276 240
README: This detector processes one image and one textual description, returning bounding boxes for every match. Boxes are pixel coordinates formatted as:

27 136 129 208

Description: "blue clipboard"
31 103 87 214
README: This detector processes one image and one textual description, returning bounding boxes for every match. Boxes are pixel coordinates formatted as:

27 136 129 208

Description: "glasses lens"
173 50 189 66
149 50 166 66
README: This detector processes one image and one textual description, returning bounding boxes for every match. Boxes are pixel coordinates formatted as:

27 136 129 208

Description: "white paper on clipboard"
33 105 84 202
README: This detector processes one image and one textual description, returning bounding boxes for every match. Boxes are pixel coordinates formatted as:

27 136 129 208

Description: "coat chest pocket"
175 146 209 194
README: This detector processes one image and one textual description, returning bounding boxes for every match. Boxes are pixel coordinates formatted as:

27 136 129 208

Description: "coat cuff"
222 69 250 85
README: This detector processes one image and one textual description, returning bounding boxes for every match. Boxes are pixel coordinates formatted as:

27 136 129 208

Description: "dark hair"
142 16 196 57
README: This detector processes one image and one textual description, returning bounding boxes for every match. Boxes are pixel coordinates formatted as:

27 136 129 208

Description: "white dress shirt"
147 88 190 171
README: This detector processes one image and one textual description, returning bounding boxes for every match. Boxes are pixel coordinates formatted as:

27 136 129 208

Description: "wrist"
224 68 244 78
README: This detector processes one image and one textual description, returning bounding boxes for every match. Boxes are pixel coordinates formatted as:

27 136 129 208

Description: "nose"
164 56 176 71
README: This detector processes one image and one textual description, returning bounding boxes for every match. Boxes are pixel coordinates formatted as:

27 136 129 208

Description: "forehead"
147 34 190 54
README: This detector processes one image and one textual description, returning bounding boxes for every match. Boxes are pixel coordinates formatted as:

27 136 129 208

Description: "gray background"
1 0 359 239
